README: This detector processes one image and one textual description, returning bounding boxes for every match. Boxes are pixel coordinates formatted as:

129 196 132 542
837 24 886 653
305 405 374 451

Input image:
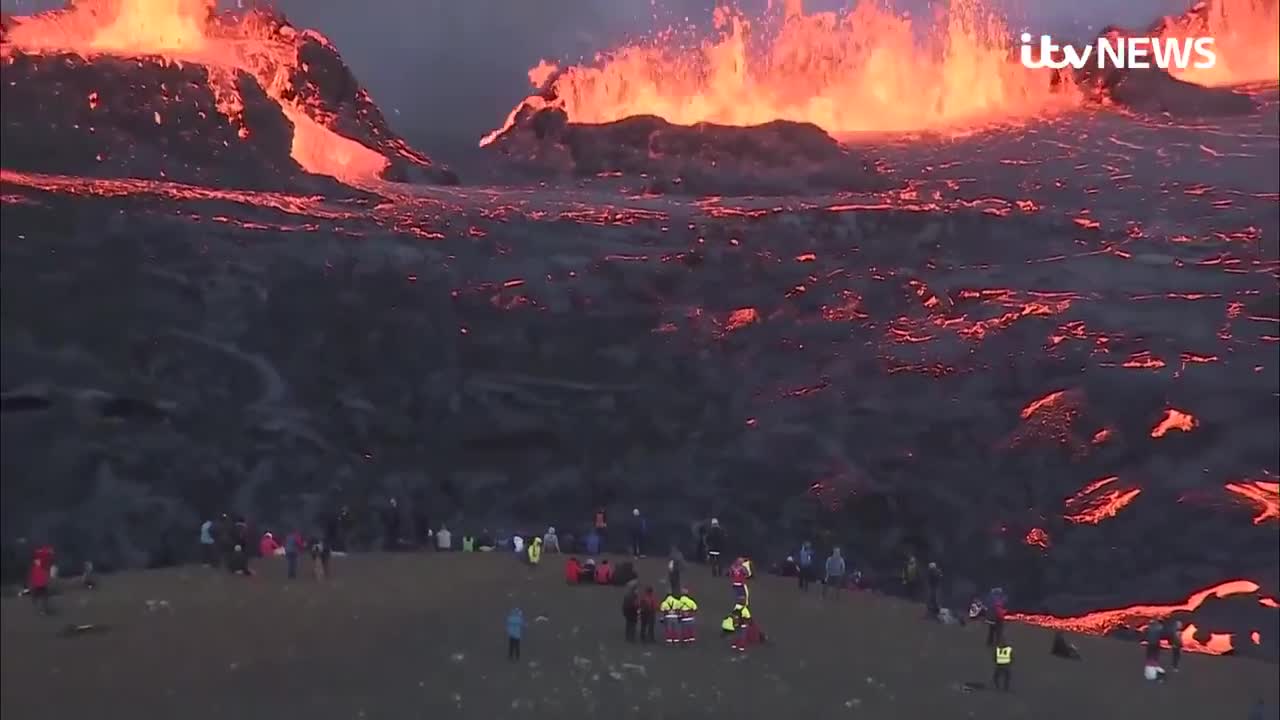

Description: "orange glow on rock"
3 0 390 183
1225 480 1280 524
1150 408 1198 438
1158 0 1280 87
1064 476 1142 524
1010 580 1261 654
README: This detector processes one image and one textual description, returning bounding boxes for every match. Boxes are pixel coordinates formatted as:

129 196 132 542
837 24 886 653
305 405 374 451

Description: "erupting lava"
1159 0 1280 87
1150 408 1198 437
1011 580 1266 655
2 0 390 183
482 0 1079 146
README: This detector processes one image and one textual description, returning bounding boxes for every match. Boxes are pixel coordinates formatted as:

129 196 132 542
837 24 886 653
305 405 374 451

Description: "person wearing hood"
639 586 658 643
542 527 560 553
823 548 846 598
565 556 582 584
259 532 281 558
1166 619 1184 671
284 529 304 579
199 519 217 567
622 582 641 642
1144 620 1165 665
798 541 815 591
667 546 685 595
436 525 453 551
705 518 726 577
629 508 647 558
512 534 525 556
506 608 525 661
527 537 543 566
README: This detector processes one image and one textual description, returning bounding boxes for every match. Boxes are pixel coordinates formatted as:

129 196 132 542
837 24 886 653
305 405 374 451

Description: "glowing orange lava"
1150 408 1198 438
1225 480 1280 524
1010 580 1262 655
482 0 1080 146
1064 476 1143 524
2 0 389 183
1024 527 1050 550
1159 0 1280 87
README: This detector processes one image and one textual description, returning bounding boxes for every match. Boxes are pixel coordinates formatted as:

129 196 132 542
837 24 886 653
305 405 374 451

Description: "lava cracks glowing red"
1225 479 1280 524
1 0 392 183
1063 476 1142 525
1010 580 1267 655
1151 408 1199 437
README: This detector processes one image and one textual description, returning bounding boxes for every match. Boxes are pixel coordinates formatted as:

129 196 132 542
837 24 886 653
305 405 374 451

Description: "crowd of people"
14 502 1252 698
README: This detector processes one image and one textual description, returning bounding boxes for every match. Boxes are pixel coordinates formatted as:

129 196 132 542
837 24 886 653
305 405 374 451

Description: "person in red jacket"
565 557 582 585
259 532 281 558
594 559 614 585
639 586 658 642
28 556 52 615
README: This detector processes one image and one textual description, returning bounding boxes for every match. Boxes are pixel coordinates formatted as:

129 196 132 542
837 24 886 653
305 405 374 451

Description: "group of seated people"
564 556 637 586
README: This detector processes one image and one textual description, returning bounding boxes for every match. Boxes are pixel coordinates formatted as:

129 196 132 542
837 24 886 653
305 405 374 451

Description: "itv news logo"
1018 33 1217 71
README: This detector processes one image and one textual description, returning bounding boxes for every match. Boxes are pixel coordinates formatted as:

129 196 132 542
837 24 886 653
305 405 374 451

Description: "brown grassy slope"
1 553 1275 720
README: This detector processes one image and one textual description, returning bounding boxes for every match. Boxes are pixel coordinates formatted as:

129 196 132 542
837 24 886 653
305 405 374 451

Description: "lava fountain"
2 0 391 183
1158 0 1280 87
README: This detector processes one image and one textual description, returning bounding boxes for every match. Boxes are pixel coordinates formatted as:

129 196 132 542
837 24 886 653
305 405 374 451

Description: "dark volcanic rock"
485 106 891 196
0 52 323 192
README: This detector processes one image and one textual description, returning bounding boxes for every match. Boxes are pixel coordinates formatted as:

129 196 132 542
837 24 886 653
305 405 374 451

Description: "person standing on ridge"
677 587 699 644
823 548 845 598
284 529 303 579
527 536 543 567
593 508 609 552
926 561 944 616
639 586 658 643
623 583 640 642
667 546 685 596
706 519 726 577
199 518 216 566
993 637 1013 691
506 608 525 661
1166 620 1184 671
798 541 815 591
629 508 647 558
660 589 682 644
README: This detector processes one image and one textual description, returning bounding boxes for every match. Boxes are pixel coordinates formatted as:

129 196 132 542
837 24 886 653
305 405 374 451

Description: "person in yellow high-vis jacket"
659 591 681 644
677 589 699 644
527 537 543 566
993 639 1013 691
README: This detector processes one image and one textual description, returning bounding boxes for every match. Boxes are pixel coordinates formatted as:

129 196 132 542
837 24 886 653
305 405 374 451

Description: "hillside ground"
2 552 1276 720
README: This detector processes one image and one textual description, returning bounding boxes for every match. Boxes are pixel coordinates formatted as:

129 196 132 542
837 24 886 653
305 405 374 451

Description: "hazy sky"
2 0 1196 155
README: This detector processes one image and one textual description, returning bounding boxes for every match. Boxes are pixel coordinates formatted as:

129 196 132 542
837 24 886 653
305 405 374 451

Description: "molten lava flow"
1024 527 1050 550
2 0 389 183
1225 480 1280 524
1159 0 1280 87
1151 408 1198 437
1063 476 1142 524
482 0 1078 146
1009 580 1262 654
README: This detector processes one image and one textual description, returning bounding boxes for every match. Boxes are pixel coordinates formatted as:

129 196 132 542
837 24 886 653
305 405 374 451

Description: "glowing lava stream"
1225 480 1280 524
1063 476 1142 524
2 0 389 183
481 0 1081 146
1160 0 1280 87
1151 408 1199 437
1010 580 1269 655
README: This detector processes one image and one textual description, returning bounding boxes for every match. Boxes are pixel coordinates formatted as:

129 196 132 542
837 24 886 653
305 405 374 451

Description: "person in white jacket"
435 526 453 551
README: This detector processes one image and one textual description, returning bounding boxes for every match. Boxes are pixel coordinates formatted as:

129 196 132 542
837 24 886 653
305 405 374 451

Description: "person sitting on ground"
259 532 281 558
580 557 597 583
613 560 637 586
779 555 799 577
565 556 582 584
461 533 475 552
228 544 251 576
543 527 560 553
477 529 495 552
436 525 453 551
595 559 614 585
1051 631 1082 660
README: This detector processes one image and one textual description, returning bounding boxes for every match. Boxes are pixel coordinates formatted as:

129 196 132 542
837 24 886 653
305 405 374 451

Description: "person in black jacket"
705 518 726 577
622 584 640 642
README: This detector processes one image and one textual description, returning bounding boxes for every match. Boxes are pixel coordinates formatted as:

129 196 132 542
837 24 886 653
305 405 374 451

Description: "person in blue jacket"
506 608 525 661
